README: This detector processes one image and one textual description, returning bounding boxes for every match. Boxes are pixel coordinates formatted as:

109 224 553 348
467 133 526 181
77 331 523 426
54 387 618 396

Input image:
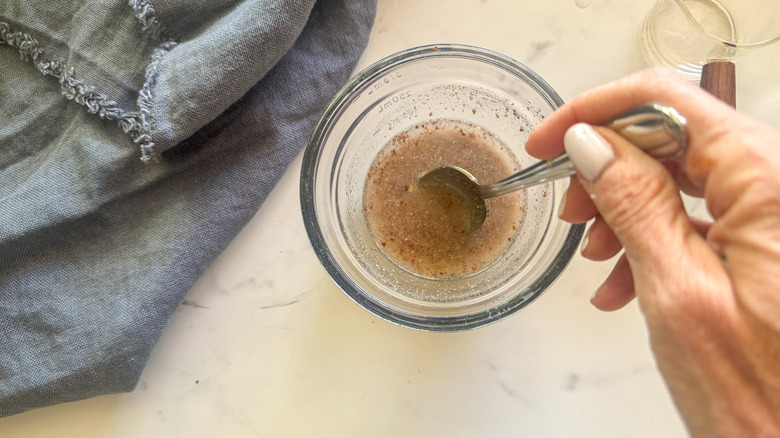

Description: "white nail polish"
564 123 615 182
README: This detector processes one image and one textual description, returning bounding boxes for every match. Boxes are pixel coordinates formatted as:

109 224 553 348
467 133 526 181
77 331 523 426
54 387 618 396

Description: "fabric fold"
0 0 377 417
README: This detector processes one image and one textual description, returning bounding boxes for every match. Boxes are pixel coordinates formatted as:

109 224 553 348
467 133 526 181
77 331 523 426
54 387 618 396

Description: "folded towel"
0 0 376 417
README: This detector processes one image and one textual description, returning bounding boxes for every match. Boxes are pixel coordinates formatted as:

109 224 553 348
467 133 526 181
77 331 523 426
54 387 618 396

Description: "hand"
525 68 780 438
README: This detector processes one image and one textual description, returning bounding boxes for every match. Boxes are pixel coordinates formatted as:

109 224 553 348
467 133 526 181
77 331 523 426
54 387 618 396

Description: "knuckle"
588 127 692 254
709 172 780 246
598 161 679 238
635 67 686 93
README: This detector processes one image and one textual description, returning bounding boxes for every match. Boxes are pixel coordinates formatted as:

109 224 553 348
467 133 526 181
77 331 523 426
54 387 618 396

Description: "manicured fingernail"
564 123 614 182
557 190 568 219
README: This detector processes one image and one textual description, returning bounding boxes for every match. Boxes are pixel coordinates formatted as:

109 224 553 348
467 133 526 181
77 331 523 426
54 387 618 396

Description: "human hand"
525 68 780 438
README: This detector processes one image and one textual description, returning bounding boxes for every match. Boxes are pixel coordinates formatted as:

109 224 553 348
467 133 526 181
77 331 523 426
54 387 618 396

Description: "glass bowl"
300 44 584 331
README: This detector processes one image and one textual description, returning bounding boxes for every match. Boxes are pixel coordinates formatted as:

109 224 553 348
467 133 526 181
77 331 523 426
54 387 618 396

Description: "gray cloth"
0 0 376 417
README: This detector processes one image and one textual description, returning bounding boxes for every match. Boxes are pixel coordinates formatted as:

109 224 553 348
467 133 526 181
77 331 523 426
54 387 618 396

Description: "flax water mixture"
364 119 523 278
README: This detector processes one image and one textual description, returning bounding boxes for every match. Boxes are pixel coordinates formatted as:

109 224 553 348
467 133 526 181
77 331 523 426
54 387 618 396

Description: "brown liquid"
364 119 523 278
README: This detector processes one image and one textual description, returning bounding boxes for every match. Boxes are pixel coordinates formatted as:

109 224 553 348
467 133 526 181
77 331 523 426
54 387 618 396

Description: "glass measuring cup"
640 0 780 104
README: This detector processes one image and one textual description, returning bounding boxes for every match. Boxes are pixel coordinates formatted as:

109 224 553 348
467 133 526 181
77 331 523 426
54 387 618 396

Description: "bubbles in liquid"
575 0 591 8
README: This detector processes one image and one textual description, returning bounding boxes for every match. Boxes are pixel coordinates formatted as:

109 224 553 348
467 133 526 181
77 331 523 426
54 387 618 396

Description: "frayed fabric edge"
0 21 157 161
128 0 171 41
0 3 177 163
129 0 177 162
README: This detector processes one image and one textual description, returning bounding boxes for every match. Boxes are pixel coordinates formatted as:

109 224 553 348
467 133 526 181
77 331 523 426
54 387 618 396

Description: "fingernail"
579 229 590 255
557 190 568 219
564 123 614 182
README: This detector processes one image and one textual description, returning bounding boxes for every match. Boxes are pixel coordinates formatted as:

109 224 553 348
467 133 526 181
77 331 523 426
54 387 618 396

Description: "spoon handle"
479 155 575 198
479 103 688 198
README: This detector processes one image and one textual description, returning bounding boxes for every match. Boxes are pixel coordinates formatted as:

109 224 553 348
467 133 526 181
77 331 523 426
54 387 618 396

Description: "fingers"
585 216 714 312
585 217 715 312
562 123 699 312
580 215 622 261
690 217 712 237
662 159 703 198
558 177 597 224
530 67 780 319
563 123 697 270
525 67 734 162
590 254 636 312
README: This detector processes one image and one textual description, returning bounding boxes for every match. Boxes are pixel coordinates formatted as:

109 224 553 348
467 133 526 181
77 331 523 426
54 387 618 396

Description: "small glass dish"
300 44 584 331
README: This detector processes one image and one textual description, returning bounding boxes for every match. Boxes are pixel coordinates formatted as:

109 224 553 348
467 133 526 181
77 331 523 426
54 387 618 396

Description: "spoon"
419 103 688 232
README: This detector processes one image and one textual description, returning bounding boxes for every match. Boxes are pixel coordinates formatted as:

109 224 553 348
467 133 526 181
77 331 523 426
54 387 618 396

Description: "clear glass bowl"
301 44 584 331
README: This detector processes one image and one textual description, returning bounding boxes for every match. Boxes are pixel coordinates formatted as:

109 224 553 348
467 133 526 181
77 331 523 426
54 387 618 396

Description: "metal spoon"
419 103 688 232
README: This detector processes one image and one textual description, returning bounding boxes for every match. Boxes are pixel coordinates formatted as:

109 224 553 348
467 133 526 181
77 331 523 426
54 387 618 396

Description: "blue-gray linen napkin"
0 0 376 417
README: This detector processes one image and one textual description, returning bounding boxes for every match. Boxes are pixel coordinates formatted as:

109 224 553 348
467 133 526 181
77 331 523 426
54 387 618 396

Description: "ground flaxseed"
364 119 523 278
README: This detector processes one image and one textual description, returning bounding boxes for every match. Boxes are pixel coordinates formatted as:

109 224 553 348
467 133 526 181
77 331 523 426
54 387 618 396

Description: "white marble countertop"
3 0 779 436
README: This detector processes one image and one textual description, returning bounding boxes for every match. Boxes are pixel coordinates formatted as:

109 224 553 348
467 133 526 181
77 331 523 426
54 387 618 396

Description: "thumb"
563 123 694 268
